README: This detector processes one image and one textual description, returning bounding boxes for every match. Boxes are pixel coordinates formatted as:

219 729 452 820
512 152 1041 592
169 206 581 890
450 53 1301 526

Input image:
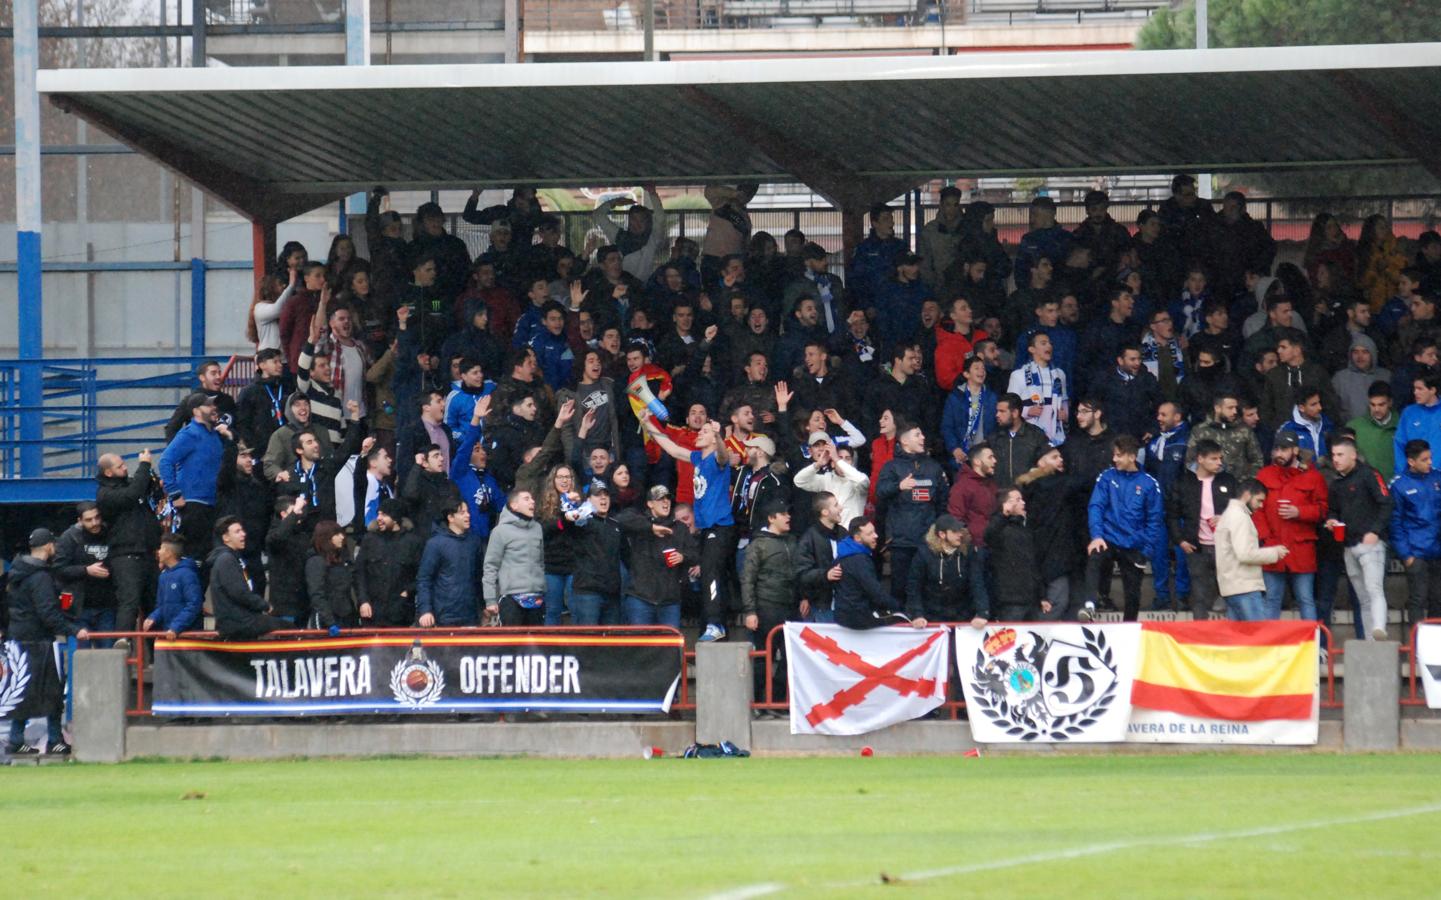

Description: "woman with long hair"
537 463 581 626
606 463 641 511
325 234 362 293
246 267 295 351
1302 212 1356 285
304 520 357 629
866 408 897 517
338 265 389 358
1356 213 1406 312
275 240 308 276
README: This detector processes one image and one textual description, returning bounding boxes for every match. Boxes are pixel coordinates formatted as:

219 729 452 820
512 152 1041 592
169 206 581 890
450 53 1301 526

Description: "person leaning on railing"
209 516 288 641
144 535 202 640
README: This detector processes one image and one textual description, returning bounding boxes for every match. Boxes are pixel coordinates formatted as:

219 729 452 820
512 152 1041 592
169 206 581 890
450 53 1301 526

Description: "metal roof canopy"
36 43 1441 223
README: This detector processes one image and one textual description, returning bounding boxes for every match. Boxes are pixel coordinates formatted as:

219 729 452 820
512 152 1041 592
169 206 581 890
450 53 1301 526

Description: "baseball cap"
28 527 55 548
743 434 776 457
647 484 672 501
186 391 216 413
808 431 833 447
588 478 610 496
1273 429 1301 450
934 514 965 534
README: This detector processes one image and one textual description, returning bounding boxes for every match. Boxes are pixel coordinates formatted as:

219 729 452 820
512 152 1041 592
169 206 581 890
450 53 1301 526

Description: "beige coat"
1214 498 1286 596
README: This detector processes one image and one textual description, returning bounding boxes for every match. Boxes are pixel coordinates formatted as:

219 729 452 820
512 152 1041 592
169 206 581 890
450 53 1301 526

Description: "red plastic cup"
860 746 874 757
643 746 664 759
963 748 982 758
1331 522 1346 543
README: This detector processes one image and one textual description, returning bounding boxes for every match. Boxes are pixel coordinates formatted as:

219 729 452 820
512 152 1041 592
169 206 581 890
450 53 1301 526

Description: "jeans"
570 592 620 626
8 716 63 749
1314 553 1358 646
969 547 993 619
750 606 790 704
1343 541 1390 638
1262 571 1317 621
623 595 681 628
177 501 216 566
809 606 836 624
542 573 573 626
889 546 918 608
1041 576 1069 621
1149 540 1192 607
1225 590 1267 621
79 607 116 648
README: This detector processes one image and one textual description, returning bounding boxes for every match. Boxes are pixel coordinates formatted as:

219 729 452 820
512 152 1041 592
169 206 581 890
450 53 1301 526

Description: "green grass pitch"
5 753 1440 897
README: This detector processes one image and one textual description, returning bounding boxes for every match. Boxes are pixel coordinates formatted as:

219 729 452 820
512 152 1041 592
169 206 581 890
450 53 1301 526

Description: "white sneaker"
1078 602 1096 623
698 624 727 643
1371 627 1389 641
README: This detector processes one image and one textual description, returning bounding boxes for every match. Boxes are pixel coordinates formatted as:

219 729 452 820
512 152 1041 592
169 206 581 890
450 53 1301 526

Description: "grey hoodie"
1332 333 1391 423
262 393 334 481
481 506 546 603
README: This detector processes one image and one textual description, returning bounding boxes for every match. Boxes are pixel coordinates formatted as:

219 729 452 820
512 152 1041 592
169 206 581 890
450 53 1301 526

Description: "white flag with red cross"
784 623 950 736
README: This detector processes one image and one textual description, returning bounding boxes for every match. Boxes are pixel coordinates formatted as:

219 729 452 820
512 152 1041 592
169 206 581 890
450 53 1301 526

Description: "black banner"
151 630 684 717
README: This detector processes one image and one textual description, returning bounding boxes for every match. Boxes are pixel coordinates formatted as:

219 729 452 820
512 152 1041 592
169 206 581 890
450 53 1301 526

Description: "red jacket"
947 467 998 549
1252 463 1328 573
934 324 989 392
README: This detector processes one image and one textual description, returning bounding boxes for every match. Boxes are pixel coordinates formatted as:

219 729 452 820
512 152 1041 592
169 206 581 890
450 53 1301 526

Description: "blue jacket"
1395 401 1441 478
158 419 224 505
1087 467 1166 559
512 304 544 349
873 277 931 351
832 538 895 629
849 232 907 304
1389 469 1441 560
415 524 485 626
1277 412 1334 460
941 383 997 462
153 557 203 634
450 422 506 540
443 379 497 435
529 328 575 390
1143 422 1191 496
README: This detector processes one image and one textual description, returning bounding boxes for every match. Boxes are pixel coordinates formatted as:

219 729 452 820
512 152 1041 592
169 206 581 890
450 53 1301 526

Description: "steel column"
190 258 207 356
14 0 43 478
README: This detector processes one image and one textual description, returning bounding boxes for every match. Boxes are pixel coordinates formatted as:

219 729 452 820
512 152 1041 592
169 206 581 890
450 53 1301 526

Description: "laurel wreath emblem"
0 642 32 718
389 658 445 709
971 627 1117 742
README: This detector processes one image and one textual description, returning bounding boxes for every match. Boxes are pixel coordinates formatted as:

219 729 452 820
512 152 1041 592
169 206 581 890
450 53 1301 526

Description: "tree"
1136 1 1441 206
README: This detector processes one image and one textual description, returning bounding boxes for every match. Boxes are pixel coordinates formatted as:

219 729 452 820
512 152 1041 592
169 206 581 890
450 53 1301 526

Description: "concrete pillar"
695 642 752 750
72 649 128 763
13 0 44 478
1343 640 1399 752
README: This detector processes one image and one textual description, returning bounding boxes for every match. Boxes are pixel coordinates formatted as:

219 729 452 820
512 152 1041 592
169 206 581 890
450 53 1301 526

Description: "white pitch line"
701 802 1441 898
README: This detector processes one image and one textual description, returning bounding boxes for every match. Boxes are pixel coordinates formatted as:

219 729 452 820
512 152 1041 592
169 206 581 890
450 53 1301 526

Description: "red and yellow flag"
1131 621 1317 721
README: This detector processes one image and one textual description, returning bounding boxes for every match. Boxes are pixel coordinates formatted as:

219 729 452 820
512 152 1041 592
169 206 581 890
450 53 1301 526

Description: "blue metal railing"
0 355 233 491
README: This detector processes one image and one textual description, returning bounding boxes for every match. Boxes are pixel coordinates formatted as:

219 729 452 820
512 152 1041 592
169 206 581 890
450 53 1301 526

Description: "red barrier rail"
1403 618 1441 708
82 625 688 718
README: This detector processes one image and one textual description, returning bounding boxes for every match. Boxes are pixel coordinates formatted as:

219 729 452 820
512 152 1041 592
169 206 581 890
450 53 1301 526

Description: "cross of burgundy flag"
784 623 951 736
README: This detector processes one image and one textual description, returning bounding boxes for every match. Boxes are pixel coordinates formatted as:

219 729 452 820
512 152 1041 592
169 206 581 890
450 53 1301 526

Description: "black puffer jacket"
264 509 316 619
905 534 972 620
796 521 845 612
875 450 948 549
5 555 79 641
206 547 269 640
355 518 425 626
1016 465 1082 582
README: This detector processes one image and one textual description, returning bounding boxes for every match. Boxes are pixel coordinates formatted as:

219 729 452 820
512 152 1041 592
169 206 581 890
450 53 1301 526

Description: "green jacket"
1347 410 1398 483
740 529 799 615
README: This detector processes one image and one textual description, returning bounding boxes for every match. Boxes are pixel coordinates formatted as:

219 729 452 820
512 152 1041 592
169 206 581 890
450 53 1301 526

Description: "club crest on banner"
0 642 32 718
968 626 1119 741
390 641 445 709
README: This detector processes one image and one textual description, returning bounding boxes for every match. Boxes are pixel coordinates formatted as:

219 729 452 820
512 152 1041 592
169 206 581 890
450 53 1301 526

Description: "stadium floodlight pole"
13 0 44 478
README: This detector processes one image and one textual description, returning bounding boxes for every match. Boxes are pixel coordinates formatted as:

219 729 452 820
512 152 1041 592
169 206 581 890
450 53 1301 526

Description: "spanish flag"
1131 621 1317 721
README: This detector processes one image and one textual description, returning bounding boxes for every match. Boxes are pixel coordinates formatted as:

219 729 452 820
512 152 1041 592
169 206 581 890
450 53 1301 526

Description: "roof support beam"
48 95 341 223
1327 72 1441 181
679 85 920 212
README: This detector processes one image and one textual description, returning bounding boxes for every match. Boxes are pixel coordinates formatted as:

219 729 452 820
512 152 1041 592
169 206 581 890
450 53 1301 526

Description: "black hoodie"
96 461 162 556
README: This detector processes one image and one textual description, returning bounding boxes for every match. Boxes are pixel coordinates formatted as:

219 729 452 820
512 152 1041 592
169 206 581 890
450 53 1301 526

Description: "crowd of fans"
11 176 1441 721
